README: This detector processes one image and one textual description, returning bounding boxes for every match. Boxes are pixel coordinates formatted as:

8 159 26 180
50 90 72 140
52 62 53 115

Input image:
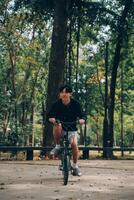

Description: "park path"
0 160 134 200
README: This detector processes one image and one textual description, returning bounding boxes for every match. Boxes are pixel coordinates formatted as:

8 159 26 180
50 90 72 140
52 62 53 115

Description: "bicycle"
55 120 77 185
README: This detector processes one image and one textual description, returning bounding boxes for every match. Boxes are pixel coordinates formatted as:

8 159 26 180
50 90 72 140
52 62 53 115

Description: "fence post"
26 149 33 160
82 148 89 159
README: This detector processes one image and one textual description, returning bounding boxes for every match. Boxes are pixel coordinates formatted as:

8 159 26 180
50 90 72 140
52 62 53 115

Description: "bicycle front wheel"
62 154 70 185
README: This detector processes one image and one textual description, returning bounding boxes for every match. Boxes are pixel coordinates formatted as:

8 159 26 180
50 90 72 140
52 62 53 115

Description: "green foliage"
14 0 54 16
0 0 51 146
0 0 133 148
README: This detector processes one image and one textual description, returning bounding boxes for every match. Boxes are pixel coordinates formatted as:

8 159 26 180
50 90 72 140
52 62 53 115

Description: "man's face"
59 88 72 101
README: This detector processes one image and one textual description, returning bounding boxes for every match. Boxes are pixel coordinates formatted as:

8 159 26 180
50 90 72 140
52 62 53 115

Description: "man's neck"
62 98 71 105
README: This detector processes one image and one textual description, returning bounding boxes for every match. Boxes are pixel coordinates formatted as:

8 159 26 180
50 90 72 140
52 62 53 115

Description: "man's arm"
47 102 57 124
77 101 85 125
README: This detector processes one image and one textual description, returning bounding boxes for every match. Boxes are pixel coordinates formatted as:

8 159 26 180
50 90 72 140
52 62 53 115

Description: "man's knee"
53 125 62 136
71 140 78 150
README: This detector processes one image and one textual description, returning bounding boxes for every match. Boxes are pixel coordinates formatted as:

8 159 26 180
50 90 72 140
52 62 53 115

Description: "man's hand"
79 119 85 125
49 118 56 124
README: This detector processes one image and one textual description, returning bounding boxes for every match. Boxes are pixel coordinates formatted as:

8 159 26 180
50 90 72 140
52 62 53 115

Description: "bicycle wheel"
62 152 70 185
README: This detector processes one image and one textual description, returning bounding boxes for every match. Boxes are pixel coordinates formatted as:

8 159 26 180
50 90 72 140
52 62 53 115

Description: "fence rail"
0 146 134 160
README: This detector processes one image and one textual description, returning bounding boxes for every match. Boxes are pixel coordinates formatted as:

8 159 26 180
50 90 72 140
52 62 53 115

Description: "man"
47 85 85 176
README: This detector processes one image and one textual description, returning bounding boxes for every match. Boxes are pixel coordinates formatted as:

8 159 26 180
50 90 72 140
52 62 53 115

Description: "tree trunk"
108 0 133 158
9 50 18 135
43 0 68 147
120 64 124 157
103 42 109 158
96 116 100 152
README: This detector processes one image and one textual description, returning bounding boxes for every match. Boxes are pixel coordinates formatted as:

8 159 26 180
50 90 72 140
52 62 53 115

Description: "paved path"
0 160 134 200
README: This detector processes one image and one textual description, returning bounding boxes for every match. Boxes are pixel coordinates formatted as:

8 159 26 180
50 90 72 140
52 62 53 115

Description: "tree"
43 0 68 146
107 0 133 158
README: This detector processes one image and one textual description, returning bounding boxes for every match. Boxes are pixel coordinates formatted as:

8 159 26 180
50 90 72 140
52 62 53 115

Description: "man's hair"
58 84 72 93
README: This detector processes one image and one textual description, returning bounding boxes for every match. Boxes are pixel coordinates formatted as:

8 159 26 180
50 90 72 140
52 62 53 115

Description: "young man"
47 85 85 176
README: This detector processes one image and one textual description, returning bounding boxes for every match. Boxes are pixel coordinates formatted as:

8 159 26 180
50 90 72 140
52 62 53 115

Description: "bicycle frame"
54 120 77 185
60 128 72 185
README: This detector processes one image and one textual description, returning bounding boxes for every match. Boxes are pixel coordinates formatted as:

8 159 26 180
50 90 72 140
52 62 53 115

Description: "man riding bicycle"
47 85 85 176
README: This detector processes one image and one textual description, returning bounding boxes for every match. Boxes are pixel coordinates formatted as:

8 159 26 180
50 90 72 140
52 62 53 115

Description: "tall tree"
108 0 133 158
43 0 102 146
43 0 68 146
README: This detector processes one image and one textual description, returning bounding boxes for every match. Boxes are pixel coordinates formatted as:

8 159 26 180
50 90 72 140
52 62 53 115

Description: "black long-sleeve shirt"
47 98 85 131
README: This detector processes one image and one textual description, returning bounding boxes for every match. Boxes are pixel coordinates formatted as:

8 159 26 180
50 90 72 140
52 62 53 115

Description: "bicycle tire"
62 154 70 185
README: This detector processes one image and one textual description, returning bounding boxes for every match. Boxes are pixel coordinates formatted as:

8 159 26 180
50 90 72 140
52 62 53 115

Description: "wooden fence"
0 146 134 160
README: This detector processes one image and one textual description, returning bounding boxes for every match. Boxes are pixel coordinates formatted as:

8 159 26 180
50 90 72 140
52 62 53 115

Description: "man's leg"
53 124 62 144
50 124 62 155
70 135 82 176
70 136 78 166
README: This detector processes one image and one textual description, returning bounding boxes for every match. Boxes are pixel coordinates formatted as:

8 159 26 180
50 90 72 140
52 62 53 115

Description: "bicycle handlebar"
49 118 84 128
55 119 77 125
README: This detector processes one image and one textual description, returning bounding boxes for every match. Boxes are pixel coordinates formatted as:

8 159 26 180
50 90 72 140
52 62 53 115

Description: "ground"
0 160 134 200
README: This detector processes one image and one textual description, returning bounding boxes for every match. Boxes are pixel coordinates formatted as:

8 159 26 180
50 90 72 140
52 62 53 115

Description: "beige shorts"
63 131 77 142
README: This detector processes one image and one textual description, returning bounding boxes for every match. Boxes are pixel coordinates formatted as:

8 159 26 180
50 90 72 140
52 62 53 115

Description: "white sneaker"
71 167 82 176
50 147 60 156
